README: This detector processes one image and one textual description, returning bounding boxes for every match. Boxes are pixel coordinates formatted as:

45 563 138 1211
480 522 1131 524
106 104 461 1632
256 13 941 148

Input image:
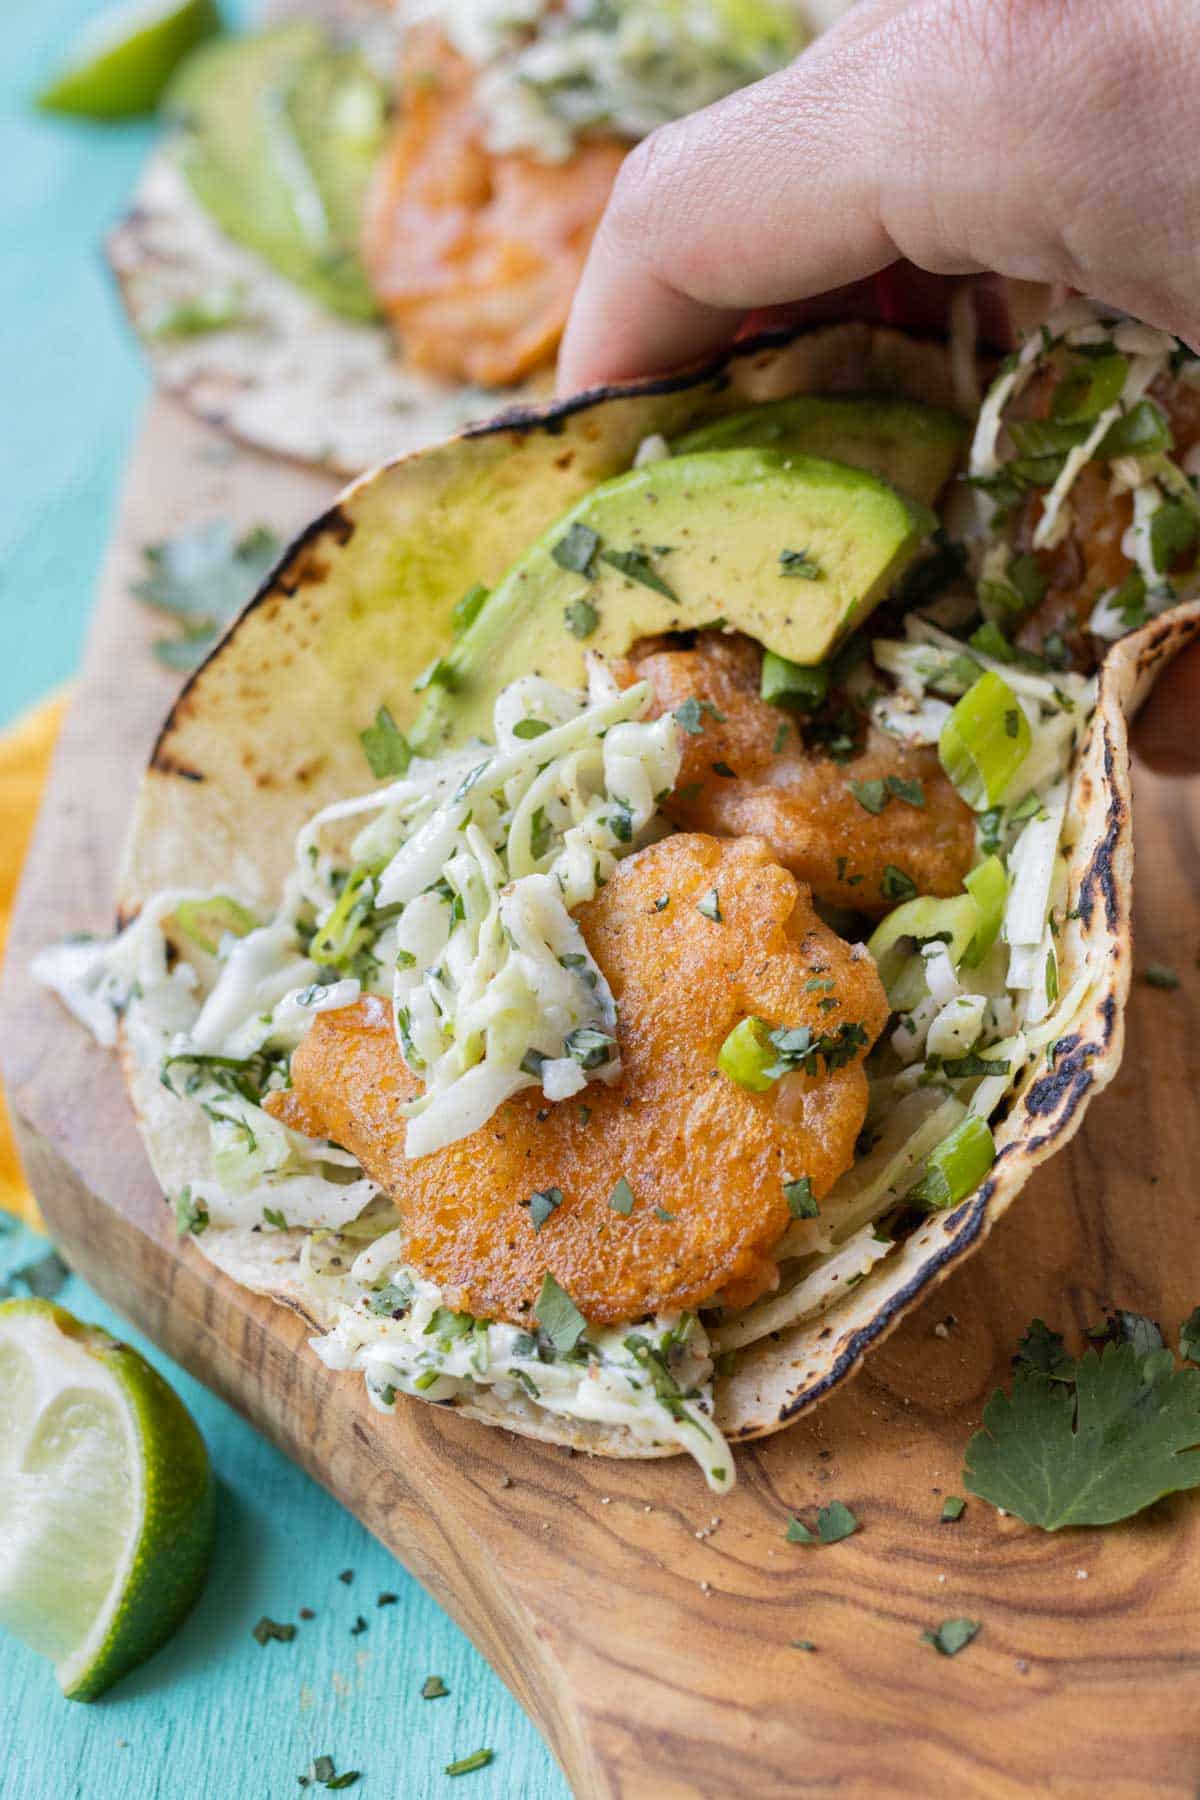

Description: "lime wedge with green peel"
0 1298 213 1699
37 0 222 119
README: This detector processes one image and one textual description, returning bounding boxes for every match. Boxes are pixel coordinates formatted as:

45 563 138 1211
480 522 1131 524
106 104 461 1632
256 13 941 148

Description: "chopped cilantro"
964 1316 1200 1527
359 705 411 779
881 865 918 903
673 695 724 735
1014 1318 1075 1381
772 720 790 754
134 519 281 671
779 547 821 579
1143 962 1181 990
922 1617 980 1657
710 760 737 779
552 522 600 575
174 1187 209 1239
9 1249 70 1299
608 1177 635 1216
790 1639 818 1652
940 1496 966 1523
525 1187 563 1232
350 1615 368 1637
786 1501 858 1545
850 778 888 815
783 1176 819 1220
512 717 552 740
652 893 670 912
564 598 599 639
252 1616 296 1645
421 1675 449 1699
535 1272 587 1354
654 1206 676 1222
598 545 677 600
696 888 722 923
262 1206 287 1231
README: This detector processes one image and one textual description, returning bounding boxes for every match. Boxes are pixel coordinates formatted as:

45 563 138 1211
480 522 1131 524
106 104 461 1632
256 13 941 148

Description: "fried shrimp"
362 29 625 388
267 834 888 1326
620 633 974 915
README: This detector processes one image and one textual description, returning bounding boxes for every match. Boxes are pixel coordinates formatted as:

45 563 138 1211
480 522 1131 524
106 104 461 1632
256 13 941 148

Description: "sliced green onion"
908 1116 996 1211
1050 352 1128 422
717 1016 776 1092
867 893 978 1003
173 895 259 955
938 671 1031 809
760 651 828 712
961 855 1008 968
310 865 375 968
1096 398 1173 460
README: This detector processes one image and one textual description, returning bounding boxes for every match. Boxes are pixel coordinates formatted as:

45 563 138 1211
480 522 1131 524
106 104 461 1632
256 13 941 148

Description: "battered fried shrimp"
1017 375 1200 665
267 834 888 1327
621 633 974 915
362 29 625 388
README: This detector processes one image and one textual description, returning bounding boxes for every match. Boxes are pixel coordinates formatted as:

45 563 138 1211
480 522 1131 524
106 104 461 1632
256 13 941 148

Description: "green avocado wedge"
411 448 934 753
673 396 967 506
163 25 386 322
37 0 221 119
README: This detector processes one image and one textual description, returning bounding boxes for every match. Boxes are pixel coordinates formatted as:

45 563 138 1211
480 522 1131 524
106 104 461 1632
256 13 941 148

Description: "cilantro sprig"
964 1310 1200 1528
133 519 281 671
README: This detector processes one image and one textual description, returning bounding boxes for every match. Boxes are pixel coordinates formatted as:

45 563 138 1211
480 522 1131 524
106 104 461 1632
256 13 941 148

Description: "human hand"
560 0 1199 391
559 0 1200 769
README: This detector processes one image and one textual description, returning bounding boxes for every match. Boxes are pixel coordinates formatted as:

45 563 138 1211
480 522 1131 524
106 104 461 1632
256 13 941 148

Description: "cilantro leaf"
360 705 411 779
535 1272 586 1354
785 1501 858 1545
1014 1318 1075 1382
134 520 281 671
922 1617 980 1657
964 1342 1200 1528
598 545 677 600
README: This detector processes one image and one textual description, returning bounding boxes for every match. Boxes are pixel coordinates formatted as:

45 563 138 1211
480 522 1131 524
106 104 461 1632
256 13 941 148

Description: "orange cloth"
0 693 67 1228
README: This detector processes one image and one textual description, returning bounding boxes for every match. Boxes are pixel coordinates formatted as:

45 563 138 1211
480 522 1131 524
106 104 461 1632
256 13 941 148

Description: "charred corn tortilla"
50 317 1200 1478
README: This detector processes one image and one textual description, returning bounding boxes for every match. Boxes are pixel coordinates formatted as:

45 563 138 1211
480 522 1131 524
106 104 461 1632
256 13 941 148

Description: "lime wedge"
0 1298 213 1699
38 0 222 119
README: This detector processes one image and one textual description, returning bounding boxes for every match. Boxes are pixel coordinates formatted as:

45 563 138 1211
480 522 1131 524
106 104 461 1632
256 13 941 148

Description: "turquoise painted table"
1 4 567 1792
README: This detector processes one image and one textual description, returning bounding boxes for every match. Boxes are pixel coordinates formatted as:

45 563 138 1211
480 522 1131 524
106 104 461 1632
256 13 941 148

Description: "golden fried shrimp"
361 29 625 388
1017 373 1200 664
620 634 974 915
267 834 888 1327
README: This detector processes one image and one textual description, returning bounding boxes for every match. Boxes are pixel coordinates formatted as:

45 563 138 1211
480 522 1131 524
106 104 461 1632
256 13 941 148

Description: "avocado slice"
411 448 934 753
164 26 386 322
673 396 966 506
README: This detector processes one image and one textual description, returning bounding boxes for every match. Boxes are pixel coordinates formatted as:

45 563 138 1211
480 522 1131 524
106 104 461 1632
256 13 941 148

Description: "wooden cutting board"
4 398 1199 1800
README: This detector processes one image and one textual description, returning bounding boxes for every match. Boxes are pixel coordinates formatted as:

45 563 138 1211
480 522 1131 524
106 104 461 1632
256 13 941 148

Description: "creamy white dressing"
306 1251 734 1491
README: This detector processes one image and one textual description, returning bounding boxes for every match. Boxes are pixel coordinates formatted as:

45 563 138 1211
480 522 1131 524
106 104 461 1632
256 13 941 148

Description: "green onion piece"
717 1017 777 1092
1096 398 1173 460
908 1116 996 1212
310 866 375 969
760 651 828 712
172 895 258 955
1050 352 1129 422
938 671 1031 809
961 855 1008 968
866 893 979 1003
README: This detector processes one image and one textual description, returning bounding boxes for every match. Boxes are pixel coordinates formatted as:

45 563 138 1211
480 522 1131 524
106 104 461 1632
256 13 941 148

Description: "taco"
106 0 851 474
36 302 1200 1491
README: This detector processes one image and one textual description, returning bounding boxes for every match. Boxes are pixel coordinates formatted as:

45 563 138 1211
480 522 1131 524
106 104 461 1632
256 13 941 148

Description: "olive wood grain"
3 398 1198 1800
